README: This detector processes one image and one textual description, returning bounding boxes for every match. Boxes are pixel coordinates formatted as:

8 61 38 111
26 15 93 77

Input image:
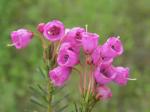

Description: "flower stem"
47 80 53 112
46 43 58 112
81 97 98 112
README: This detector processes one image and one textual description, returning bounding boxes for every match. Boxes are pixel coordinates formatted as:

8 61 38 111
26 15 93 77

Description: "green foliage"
0 0 150 112
29 66 73 112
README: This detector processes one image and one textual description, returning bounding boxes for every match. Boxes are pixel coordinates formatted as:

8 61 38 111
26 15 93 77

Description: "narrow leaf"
74 102 78 112
37 67 46 79
56 105 68 112
30 96 47 108
37 84 48 95
29 85 48 104
29 86 41 95
52 94 69 106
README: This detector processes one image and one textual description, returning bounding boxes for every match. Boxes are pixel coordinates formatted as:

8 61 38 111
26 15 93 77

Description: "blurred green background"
0 0 150 112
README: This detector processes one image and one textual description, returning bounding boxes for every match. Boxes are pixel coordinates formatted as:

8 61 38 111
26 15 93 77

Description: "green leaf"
52 94 69 107
30 96 47 108
37 84 48 95
37 67 46 79
74 102 79 112
56 105 68 112
29 85 48 104
29 86 41 95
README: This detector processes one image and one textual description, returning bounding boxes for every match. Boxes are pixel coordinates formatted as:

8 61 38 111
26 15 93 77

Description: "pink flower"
43 20 65 41
63 27 85 46
65 28 71 35
113 67 129 86
82 32 99 54
94 63 115 85
37 23 45 33
91 46 102 66
101 37 123 59
92 46 113 66
59 42 80 54
57 45 79 67
10 28 33 49
49 66 72 87
96 85 112 100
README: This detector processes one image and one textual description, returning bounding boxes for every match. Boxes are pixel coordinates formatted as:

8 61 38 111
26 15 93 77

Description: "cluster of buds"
9 20 135 101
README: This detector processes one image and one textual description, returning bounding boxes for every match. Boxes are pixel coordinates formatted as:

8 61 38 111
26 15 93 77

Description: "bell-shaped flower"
10 28 33 49
59 42 80 54
91 46 102 66
92 46 113 66
101 37 123 59
94 63 115 85
49 66 72 87
57 46 79 67
43 20 65 41
63 27 85 46
82 32 99 54
113 66 129 86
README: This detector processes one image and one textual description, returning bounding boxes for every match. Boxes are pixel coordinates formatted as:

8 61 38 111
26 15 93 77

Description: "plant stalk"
47 80 53 112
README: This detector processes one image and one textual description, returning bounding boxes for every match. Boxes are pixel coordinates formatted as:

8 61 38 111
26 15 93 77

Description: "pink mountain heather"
94 63 116 85
82 32 99 54
37 23 45 33
10 20 132 105
10 28 33 49
57 46 79 67
101 37 123 59
63 27 85 46
96 85 112 100
113 66 129 85
43 20 65 41
59 42 80 54
49 66 72 87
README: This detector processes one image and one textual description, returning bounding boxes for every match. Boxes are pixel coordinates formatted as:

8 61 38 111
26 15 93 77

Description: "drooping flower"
82 32 99 54
59 42 80 54
43 20 65 41
63 27 85 46
101 37 123 59
91 46 113 66
10 28 33 49
100 54 114 64
113 66 129 86
96 85 112 100
49 66 72 87
57 46 79 67
37 23 45 33
94 63 115 85
91 46 102 66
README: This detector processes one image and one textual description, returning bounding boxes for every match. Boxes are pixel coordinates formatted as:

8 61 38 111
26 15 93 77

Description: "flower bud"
10 28 33 49
37 23 45 33
49 66 72 87
96 85 112 100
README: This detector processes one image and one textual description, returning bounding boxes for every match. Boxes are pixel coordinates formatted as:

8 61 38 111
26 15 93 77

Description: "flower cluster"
10 20 133 101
